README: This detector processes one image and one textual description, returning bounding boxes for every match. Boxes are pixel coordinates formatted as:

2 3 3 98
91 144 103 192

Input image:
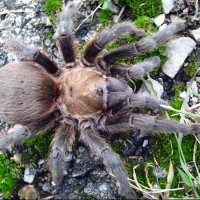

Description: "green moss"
90 175 98 183
25 130 53 158
47 31 54 39
171 82 186 95
119 0 162 19
45 0 62 26
134 16 158 34
135 133 200 198
22 148 38 164
0 154 22 199
168 97 183 121
98 9 113 24
184 55 199 78
111 141 124 153
85 195 94 200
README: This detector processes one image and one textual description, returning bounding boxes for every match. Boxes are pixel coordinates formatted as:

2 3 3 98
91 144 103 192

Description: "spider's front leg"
54 1 80 64
99 22 185 69
5 39 59 75
105 114 200 135
49 124 75 184
110 56 161 80
80 127 137 199
107 77 168 115
82 22 145 65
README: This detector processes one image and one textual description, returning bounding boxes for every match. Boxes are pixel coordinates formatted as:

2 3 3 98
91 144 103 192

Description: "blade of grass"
164 160 174 199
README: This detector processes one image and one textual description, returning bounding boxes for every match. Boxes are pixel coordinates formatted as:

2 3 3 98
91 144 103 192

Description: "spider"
0 1 200 199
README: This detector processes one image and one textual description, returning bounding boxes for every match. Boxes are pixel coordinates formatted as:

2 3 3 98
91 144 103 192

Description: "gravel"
1 0 200 199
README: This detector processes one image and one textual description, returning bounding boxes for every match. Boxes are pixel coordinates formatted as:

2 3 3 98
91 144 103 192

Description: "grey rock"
64 152 73 162
190 28 200 42
15 16 23 27
139 79 164 98
162 37 196 78
23 165 36 184
32 35 40 43
38 159 45 166
162 0 175 14
154 14 165 27
153 166 167 178
98 183 110 193
42 182 52 192
107 1 119 14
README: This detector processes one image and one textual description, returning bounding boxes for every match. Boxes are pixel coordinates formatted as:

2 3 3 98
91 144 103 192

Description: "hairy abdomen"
0 62 59 124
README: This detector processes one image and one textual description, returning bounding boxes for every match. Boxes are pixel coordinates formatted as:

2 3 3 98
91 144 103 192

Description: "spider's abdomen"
58 67 105 116
0 62 60 124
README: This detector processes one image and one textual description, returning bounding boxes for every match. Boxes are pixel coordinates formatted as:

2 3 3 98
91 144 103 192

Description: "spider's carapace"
58 67 105 116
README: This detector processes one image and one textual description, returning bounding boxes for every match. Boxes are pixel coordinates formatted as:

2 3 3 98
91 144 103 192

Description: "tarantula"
0 1 200 199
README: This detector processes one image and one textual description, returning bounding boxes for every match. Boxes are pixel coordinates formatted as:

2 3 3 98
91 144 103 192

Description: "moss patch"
134 133 200 198
45 0 62 27
134 16 158 34
0 154 22 199
184 55 199 78
168 97 183 121
119 0 162 19
98 9 113 24
25 130 53 158
171 82 186 95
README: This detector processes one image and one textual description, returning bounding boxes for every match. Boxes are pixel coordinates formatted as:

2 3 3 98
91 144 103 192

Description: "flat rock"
162 37 196 78
190 28 200 42
138 79 164 98
154 14 165 27
162 0 175 14
23 165 36 184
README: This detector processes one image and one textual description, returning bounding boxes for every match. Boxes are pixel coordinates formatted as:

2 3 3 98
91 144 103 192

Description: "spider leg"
106 76 168 114
5 38 59 75
105 114 200 135
110 56 161 80
112 93 168 115
54 1 80 64
100 22 185 69
80 127 137 199
49 124 75 184
82 22 145 65
0 111 58 149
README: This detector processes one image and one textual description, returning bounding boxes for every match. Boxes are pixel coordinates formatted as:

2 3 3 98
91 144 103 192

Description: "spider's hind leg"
80 127 137 199
54 1 80 64
5 38 59 75
49 124 75 184
0 111 57 149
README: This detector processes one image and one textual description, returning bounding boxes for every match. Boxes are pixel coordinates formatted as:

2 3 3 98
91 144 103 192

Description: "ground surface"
0 0 200 199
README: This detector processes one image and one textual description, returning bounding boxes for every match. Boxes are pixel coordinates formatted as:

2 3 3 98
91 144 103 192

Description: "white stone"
191 81 198 93
154 14 165 27
162 0 175 14
139 79 164 98
23 166 36 184
179 91 187 99
192 96 198 105
162 37 196 78
190 28 200 42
